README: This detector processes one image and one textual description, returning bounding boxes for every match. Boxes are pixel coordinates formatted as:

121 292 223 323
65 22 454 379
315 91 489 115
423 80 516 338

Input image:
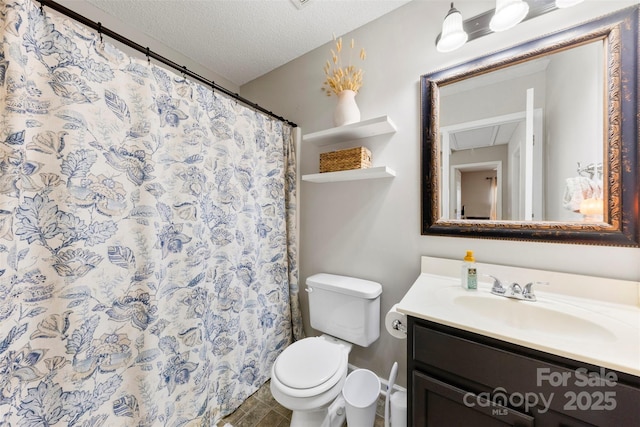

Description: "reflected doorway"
452 162 502 220
440 107 543 221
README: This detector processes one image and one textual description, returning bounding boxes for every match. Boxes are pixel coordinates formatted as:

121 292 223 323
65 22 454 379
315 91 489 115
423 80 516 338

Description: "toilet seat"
272 337 347 398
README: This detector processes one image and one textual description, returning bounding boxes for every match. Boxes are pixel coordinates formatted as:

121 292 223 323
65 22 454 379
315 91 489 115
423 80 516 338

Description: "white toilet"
270 273 382 427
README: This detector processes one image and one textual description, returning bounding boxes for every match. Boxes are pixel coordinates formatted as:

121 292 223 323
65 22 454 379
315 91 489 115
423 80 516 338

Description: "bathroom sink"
397 270 640 377
451 294 617 342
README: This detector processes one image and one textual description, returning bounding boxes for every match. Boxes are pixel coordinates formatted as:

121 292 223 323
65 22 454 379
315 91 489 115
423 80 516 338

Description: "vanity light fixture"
436 3 468 53
435 0 565 54
555 0 584 8
489 0 530 32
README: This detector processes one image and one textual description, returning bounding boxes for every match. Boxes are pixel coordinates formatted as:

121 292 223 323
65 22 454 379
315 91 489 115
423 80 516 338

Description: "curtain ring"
38 0 44 15
146 47 151 65
182 66 187 79
97 22 103 43
210 80 215 94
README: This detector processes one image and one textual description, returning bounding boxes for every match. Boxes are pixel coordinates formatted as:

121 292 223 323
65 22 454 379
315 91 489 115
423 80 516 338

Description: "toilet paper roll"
385 304 407 339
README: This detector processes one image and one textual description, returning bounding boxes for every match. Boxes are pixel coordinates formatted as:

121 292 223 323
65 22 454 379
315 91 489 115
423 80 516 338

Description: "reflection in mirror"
420 6 639 246
439 41 603 222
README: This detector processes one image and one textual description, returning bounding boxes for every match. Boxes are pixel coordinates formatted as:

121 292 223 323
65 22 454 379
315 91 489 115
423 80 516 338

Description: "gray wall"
241 0 639 387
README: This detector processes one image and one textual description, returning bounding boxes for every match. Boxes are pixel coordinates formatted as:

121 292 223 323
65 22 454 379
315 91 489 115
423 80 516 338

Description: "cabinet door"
411 320 640 426
413 371 534 427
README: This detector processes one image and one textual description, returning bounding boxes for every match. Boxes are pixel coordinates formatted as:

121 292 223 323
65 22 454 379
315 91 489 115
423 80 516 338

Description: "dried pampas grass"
322 35 366 96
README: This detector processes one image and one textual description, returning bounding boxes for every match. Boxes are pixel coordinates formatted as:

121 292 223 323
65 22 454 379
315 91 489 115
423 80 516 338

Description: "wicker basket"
319 147 372 173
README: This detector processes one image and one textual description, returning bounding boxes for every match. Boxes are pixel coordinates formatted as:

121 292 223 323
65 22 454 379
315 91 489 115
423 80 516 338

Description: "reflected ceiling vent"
291 0 312 9
450 121 520 151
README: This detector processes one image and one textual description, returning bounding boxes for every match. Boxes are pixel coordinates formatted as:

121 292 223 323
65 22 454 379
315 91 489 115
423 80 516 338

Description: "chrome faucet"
487 275 506 295
522 282 544 301
486 275 547 302
508 282 523 298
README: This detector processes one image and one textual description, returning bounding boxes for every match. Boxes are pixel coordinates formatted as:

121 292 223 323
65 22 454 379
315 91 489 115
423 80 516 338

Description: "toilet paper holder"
385 304 407 339
391 319 406 334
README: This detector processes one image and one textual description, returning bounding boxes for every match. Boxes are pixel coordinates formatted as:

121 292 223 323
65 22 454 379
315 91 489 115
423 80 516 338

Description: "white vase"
333 90 361 127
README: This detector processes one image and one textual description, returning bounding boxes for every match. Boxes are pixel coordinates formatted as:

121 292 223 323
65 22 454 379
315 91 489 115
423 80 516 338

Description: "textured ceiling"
83 0 412 86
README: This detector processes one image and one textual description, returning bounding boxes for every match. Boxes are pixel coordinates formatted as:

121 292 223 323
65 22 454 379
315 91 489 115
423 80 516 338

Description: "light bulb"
436 3 468 53
489 0 529 32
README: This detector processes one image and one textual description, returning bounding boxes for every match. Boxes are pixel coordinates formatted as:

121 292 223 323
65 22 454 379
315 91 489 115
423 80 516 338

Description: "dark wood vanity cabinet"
407 317 640 427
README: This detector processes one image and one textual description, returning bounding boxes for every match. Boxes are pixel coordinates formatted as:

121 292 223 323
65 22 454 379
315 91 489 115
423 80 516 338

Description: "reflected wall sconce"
436 3 468 53
435 0 585 53
579 198 604 222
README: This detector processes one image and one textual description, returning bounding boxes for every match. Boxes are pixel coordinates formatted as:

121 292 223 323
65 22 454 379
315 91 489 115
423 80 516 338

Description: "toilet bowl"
270 273 382 427
270 336 351 427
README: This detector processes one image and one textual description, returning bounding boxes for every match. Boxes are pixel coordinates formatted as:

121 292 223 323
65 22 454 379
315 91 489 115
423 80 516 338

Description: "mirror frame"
420 6 639 247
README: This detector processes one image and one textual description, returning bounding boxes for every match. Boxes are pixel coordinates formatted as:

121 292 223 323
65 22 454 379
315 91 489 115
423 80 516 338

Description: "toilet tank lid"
306 273 382 299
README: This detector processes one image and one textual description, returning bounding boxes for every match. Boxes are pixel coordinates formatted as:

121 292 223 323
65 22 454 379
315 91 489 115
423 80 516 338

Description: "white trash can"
342 369 380 427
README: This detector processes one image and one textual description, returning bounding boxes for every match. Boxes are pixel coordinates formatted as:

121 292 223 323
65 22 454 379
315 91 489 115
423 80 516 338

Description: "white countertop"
397 272 640 377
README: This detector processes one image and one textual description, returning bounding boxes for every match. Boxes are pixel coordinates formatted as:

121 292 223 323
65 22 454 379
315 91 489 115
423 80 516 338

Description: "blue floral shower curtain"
0 0 302 425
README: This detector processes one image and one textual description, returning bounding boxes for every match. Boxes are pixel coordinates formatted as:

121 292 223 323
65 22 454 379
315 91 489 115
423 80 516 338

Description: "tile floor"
217 381 291 427
217 380 385 427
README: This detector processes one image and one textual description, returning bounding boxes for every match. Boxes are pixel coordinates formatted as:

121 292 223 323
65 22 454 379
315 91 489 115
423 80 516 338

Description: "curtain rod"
37 0 298 128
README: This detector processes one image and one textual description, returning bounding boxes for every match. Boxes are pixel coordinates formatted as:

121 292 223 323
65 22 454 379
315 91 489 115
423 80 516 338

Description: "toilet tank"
306 273 382 347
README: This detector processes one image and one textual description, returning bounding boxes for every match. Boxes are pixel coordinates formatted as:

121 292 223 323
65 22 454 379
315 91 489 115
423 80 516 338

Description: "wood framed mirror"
420 6 639 246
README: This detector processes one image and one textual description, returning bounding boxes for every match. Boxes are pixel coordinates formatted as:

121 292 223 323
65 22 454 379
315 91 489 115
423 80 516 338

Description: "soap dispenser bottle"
461 250 477 290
